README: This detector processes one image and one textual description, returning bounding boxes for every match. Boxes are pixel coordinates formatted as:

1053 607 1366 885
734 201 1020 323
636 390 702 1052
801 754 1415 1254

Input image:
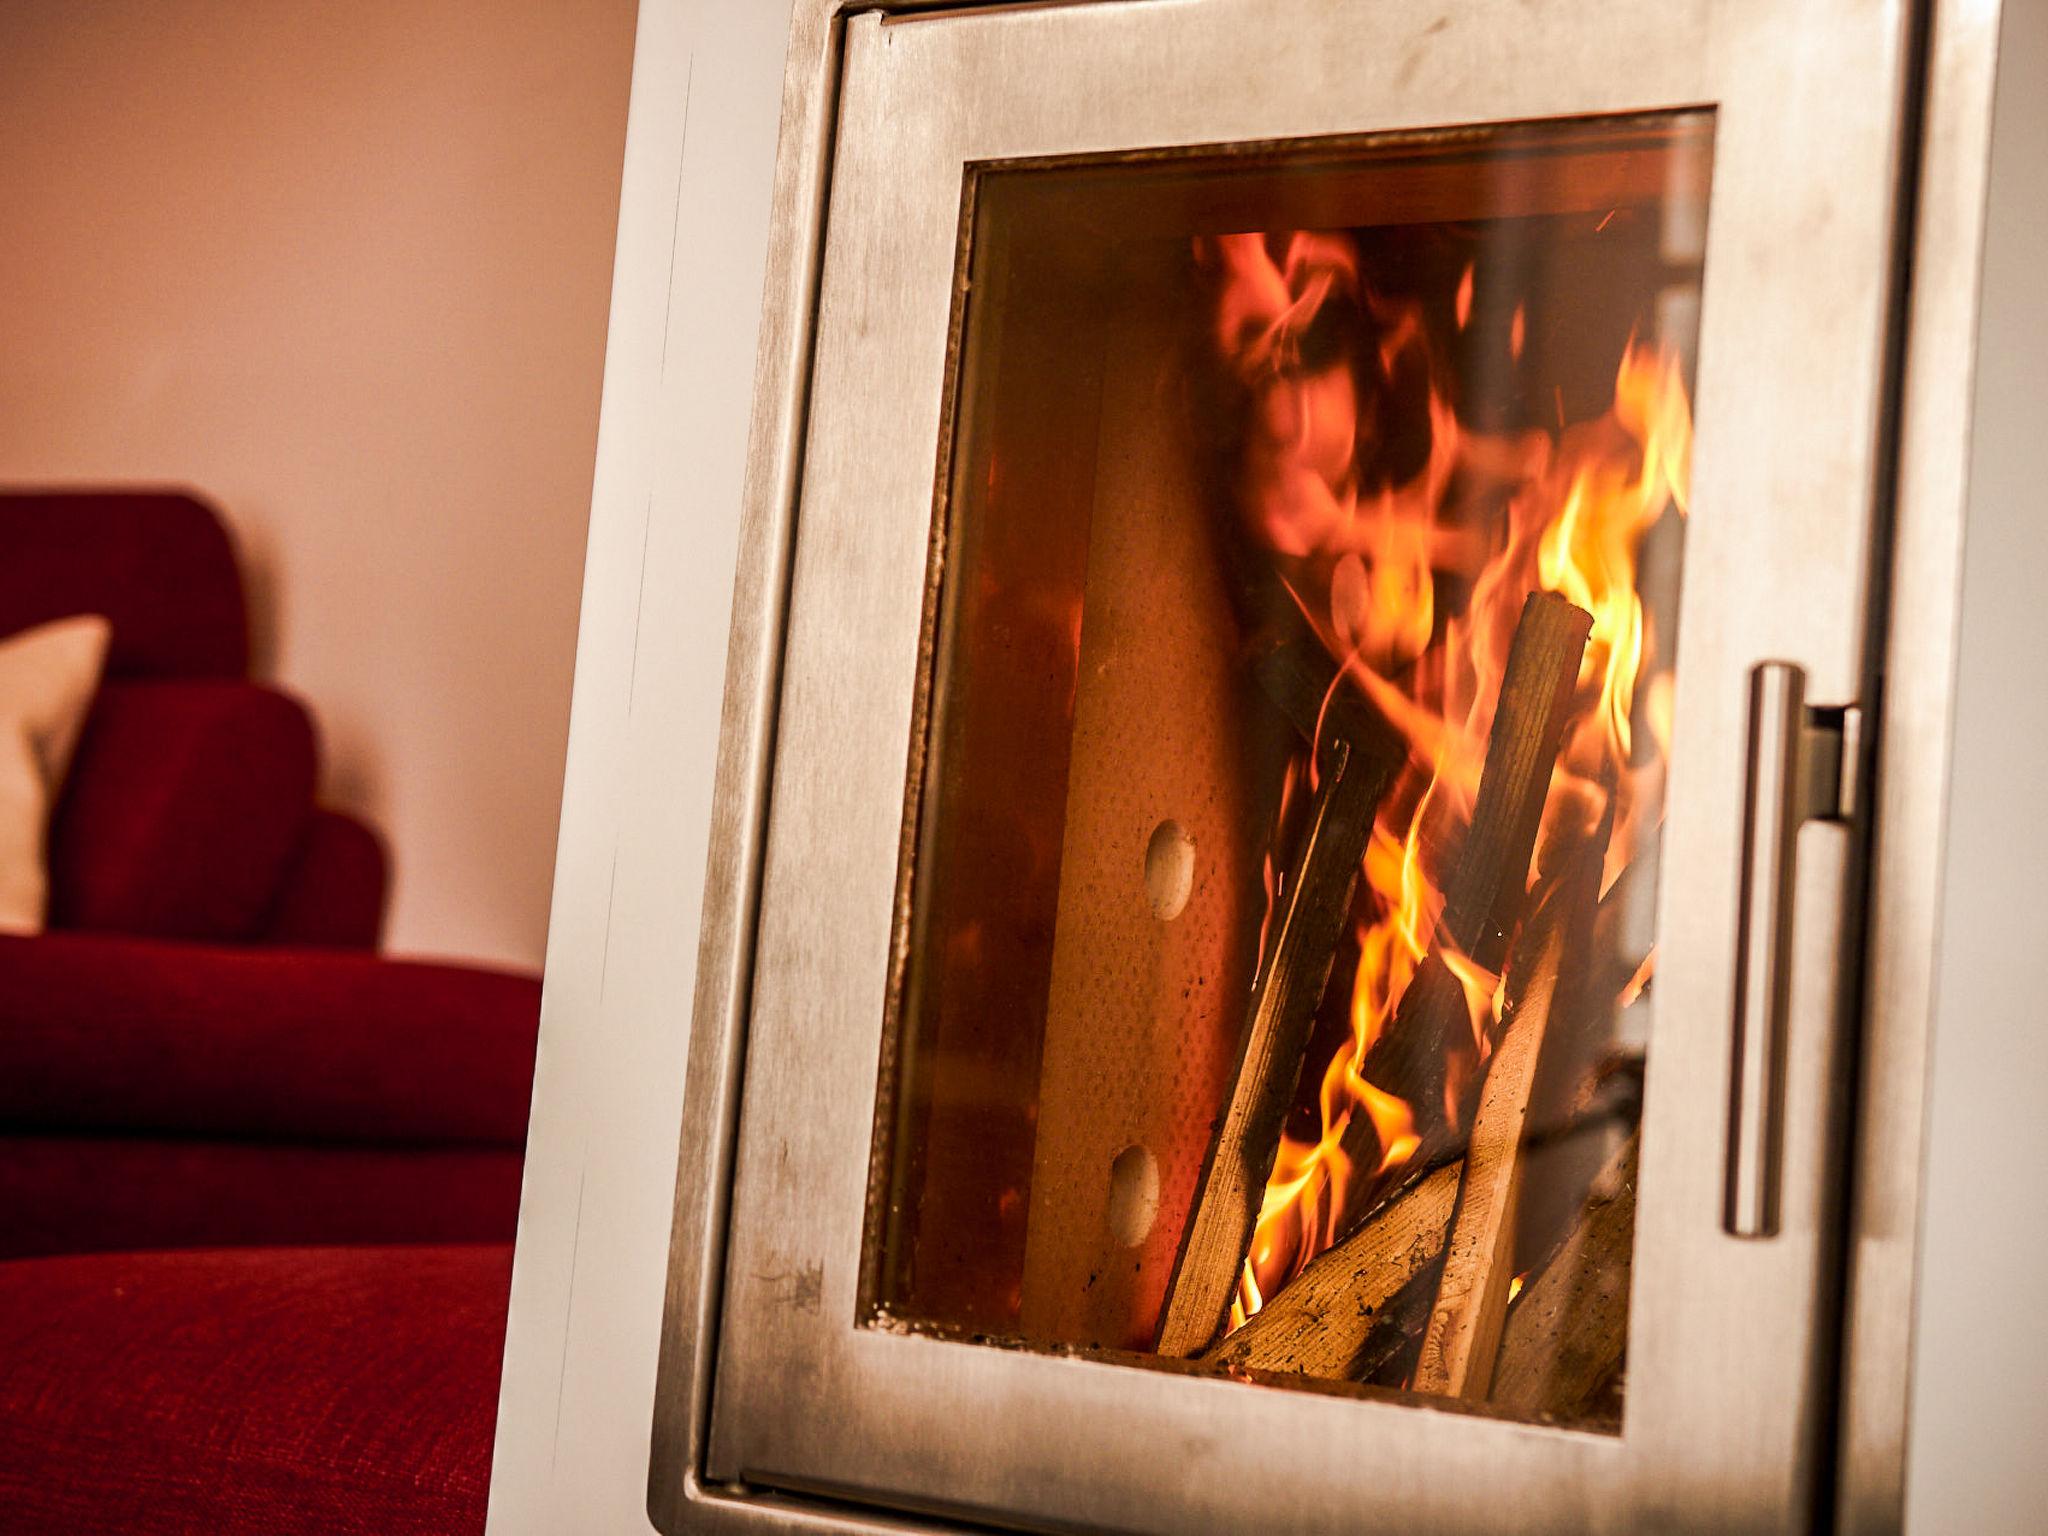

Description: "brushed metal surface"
642 0 1984 1532
1728 662 1807 1240
1835 2 2005 1530
644 0 848 1529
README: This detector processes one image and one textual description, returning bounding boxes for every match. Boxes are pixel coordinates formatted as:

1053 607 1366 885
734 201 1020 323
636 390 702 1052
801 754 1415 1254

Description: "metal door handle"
1725 664 1860 1238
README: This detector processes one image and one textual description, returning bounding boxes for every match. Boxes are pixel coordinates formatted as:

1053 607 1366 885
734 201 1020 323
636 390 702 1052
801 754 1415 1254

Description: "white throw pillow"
0 615 112 934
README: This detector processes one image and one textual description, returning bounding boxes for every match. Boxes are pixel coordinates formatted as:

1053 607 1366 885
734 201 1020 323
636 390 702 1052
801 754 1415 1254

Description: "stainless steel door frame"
644 3 2003 1532
1834 2 2006 1529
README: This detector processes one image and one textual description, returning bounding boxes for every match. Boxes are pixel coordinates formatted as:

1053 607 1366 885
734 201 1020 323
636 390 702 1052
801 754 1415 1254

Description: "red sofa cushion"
0 491 247 679
0 1244 507 1535
0 1137 524 1261
261 809 390 949
49 680 318 942
0 932 540 1145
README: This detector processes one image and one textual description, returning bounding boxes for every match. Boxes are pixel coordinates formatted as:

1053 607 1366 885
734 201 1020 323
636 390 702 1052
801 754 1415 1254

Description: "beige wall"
0 0 638 969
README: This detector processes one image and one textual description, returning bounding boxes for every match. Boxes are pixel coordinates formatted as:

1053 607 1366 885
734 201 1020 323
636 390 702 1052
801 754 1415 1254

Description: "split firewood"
1430 590 1594 974
1412 923 1565 1400
1414 763 1616 1401
1492 1131 1639 1421
1200 1162 1461 1378
1517 787 1627 1133
1324 1084 1639 1394
1350 779 1615 1398
1154 661 1404 1358
1351 1254 1446 1387
1334 590 1592 1220
1208 1086 1638 1388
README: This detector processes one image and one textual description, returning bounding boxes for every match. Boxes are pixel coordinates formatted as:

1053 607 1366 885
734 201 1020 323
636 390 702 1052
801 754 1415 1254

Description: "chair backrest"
0 490 248 679
1 488 383 948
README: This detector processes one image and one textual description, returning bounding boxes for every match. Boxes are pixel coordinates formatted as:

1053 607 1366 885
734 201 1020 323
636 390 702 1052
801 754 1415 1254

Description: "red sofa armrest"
260 809 390 950
0 932 538 1146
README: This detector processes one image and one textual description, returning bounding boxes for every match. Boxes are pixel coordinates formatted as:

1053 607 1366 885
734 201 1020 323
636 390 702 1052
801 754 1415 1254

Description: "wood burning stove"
647 3 2000 1531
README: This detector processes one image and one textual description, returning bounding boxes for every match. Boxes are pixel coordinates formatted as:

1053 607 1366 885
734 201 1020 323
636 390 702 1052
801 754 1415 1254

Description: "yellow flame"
1207 230 1694 1324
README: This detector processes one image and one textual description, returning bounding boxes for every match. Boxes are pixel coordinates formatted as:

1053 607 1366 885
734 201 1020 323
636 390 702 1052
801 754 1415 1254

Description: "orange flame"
1198 231 1693 1320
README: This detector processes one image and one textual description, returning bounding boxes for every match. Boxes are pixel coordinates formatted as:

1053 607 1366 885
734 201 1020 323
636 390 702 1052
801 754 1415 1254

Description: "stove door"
701 2 1912 1531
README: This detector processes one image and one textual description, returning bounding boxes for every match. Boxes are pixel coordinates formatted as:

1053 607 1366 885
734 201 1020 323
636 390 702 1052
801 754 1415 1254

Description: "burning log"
1335 1055 1638 1395
1198 821 1610 1389
1165 199 1693 1404
1261 761 1613 1400
1164 588 1593 1364
1359 590 1591 1113
1153 701 1400 1356
1411 926 1565 1399
1332 590 1592 1219
1204 1090 1637 1390
1427 587 1595 977
1414 751 1618 1401
1200 1162 1461 1378
1491 1131 1639 1422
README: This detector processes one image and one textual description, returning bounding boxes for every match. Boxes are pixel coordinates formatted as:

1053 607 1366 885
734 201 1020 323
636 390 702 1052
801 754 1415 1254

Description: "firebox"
871 110 1706 1414
649 3 1994 1532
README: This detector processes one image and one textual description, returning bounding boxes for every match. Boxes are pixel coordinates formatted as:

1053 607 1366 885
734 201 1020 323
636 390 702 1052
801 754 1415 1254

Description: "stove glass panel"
864 112 1713 1430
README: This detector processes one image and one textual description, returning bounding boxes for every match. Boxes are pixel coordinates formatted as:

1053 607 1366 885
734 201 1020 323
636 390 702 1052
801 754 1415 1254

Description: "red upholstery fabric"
0 493 534 1529
48 680 318 942
0 491 247 678
0 1244 508 1535
0 932 540 1145
261 809 390 949
0 1138 523 1261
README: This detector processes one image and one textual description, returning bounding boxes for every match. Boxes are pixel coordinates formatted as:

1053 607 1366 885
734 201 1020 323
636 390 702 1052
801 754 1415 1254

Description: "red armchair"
0 489 537 1531
5 488 384 949
0 490 539 1259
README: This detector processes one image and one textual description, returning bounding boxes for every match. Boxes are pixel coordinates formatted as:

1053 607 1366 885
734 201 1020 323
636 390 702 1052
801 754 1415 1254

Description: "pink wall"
0 0 638 968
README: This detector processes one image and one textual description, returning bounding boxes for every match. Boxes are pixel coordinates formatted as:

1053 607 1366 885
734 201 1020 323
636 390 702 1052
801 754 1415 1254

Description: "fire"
1198 230 1693 1319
